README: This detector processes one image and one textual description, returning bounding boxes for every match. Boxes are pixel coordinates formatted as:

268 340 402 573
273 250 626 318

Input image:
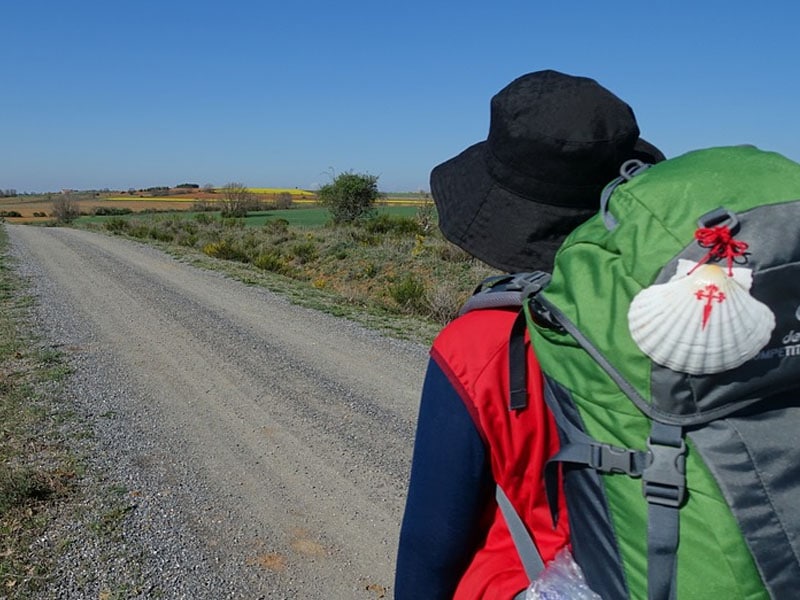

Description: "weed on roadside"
0 227 84 596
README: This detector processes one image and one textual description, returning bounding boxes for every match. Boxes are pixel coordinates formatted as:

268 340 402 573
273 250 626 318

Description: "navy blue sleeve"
394 358 494 599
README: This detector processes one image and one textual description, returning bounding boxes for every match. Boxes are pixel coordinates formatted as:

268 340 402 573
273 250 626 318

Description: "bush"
51 193 79 223
291 241 319 264
192 200 218 212
174 232 198 247
389 273 427 313
92 206 132 216
317 171 381 224
363 214 422 235
194 212 215 224
437 242 473 263
275 192 293 209
202 239 250 262
104 218 130 233
219 182 258 217
426 280 466 324
263 218 289 235
254 251 290 274
222 217 245 229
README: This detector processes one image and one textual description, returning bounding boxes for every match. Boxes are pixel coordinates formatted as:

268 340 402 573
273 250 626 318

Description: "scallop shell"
628 259 775 374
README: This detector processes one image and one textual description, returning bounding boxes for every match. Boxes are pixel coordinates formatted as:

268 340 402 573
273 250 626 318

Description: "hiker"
394 70 665 599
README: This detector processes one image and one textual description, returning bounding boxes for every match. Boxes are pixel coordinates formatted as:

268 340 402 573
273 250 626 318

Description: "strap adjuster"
642 437 687 507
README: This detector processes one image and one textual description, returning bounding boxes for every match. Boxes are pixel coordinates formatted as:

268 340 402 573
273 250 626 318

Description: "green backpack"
484 145 800 599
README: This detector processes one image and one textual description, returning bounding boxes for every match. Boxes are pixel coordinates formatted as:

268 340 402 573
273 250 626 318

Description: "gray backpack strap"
643 422 686 600
458 271 551 316
496 484 545 584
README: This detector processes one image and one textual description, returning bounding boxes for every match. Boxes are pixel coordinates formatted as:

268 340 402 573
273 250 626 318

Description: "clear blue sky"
3 0 798 193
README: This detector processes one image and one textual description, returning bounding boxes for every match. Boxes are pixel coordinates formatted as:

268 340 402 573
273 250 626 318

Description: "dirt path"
7 224 428 598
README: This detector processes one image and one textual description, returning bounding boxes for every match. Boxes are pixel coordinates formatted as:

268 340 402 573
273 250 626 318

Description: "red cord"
688 226 749 275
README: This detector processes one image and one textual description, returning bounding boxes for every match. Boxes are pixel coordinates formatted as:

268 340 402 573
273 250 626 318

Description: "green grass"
75 204 424 228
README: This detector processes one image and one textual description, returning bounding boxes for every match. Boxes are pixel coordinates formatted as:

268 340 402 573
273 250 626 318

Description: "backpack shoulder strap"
458 271 552 411
496 484 546 584
458 271 551 315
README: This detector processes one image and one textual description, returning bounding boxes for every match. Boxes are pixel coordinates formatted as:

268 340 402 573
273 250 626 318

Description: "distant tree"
176 183 200 189
275 192 293 209
202 183 216 193
220 182 257 217
51 192 80 223
317 171 381 224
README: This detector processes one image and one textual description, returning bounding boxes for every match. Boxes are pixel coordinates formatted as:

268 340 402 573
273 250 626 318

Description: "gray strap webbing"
648 503 680 600
644 422 686 600
496 484 545 583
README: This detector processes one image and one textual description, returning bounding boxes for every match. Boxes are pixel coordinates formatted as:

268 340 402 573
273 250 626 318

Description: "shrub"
51 193 80 223
425 280 466 324
389 273 427 313
290 241 319 264
147 227 175 243
0 211 22 218
348 229 380 246
222 217 245 229
275 192 293 209
219 182 258 217
202 239 249 262
92 206 132 216
363 214 422 236
264 218 289 234
364 262 378 278
317 171 381 224
437 242 474 263
174 232 197 247
254 251 289 274
192 200 218 212
194 212 215 224
104 218 130 233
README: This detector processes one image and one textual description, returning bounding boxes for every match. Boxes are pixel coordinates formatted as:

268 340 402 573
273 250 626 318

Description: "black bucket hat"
430 69 665 273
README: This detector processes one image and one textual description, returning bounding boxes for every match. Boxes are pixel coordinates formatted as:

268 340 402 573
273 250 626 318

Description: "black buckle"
590 444 642 475
642 438 687 507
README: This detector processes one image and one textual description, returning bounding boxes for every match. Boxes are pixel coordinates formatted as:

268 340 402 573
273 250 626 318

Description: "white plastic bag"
525 547 602 600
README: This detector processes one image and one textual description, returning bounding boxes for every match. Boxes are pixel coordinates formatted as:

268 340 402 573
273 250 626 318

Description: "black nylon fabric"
542 377 629 600
687 392 800 599
649 201 800 422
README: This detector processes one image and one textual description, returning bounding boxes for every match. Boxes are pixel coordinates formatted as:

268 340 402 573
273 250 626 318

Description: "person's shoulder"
432 307 521 368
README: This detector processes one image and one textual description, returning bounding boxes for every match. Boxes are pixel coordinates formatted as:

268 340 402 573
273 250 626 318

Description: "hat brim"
632 137 665 164
430 138 665 273
431 142 597 273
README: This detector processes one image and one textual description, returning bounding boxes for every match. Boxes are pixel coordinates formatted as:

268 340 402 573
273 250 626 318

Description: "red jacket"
396 307 569 599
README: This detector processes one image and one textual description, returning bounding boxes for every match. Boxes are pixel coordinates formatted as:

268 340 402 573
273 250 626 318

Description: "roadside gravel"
7 224 429 599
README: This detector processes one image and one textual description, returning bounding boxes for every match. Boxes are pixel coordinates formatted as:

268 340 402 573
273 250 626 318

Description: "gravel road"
6 224 429 599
